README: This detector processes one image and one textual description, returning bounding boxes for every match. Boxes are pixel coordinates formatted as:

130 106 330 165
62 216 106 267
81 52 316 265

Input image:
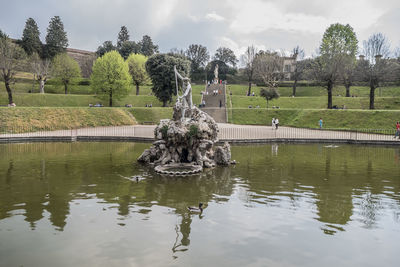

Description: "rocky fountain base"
138 102 233 174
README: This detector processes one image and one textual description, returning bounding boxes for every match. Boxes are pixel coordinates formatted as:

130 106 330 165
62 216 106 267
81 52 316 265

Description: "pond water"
0 142 400 267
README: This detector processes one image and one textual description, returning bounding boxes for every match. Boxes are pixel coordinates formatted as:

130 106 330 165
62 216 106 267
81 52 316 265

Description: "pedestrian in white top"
272 118 275 129
275 118 279 129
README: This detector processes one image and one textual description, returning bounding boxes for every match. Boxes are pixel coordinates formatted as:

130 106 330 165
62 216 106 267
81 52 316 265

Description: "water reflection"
1 142 400 265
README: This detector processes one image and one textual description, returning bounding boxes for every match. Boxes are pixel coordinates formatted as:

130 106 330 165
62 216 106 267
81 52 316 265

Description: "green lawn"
229 108 400 130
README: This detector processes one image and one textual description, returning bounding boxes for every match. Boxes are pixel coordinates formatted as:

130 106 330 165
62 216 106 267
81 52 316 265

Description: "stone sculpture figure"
174 66 193 121
214 64 219 83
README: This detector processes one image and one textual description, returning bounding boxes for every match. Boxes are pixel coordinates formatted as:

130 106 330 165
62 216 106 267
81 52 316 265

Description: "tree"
117 26 130 49
51 53 81 94
30 52 50 93
91 51 131 107
21 18 42 56
340 56 357 97
291 46 304 96
254 51 284 91
241 45 258 96
214 47 238 67
318 23 358 108
146 54 191 107
44 16 68 58
185 44 209 72
260 88 280 109
206 60 234 81
363 33 390 64
139 35 159 56
96 41 116 57
0 35 27 104
119 41 139 60
127 53 149 95
356 35 399 109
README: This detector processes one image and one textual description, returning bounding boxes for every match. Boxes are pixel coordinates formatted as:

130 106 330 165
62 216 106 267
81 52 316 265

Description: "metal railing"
0 125 399 144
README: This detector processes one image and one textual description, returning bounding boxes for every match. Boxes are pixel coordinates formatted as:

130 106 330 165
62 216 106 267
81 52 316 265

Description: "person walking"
272 118 275 130
394 121 400 139
275 118 279 129
319 118 323 129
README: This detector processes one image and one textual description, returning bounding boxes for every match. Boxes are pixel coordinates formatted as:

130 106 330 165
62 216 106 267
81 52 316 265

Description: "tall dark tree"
21 18 42 56
44 16 68 58
117 26 130 48
291 46 305 96
206 60 233 81
317 23 358 109
214 47 238 67
146 54 190 107
241 45 258 96
96 41 116 57
119 41 139 59
185 44 209 72
139 35 159 56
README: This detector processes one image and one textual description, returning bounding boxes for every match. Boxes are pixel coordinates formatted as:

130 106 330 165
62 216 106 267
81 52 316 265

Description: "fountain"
138 66 233 175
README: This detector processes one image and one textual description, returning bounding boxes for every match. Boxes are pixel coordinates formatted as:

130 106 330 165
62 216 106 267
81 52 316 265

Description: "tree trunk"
327 80 333 109
345 84 350 97
292 79 297 96
163 100 167 107
369 86 376 110
39 80 45 94
266 99 269 109
136 83 140 95
5 79 13 105
64 82 68 94
109 90 113 107
247 81 252 96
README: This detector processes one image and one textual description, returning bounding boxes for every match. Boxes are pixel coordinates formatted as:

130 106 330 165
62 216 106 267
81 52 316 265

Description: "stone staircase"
200 84 227 123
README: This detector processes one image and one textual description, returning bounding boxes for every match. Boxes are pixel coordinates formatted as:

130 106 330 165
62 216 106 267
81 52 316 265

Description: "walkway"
1 124 399 145
200 83 227 123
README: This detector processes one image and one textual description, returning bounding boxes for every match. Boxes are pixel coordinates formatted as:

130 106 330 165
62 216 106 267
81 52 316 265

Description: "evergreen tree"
44 16 68 58
117 26 129 48
21 18 42 56
96 41 116 57
139 35 159 56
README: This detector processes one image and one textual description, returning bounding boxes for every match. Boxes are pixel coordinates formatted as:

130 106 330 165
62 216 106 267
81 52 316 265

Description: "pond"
0 142 400 267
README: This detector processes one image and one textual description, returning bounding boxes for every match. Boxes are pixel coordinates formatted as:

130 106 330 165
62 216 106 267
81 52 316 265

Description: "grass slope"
229 108 400 130
0 107 136 133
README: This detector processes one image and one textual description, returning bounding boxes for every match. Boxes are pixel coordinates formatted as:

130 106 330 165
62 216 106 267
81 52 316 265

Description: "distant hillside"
66 48 96 78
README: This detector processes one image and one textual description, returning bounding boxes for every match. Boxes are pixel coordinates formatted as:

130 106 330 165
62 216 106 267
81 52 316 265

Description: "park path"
1 124 398 143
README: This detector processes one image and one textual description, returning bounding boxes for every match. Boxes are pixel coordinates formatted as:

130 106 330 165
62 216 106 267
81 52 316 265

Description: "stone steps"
200 84 227 123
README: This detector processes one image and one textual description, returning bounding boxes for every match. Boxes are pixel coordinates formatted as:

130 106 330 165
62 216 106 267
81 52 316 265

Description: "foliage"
188 124 199 138
126 53 149 95
185 44 209 72
160 125 169 139
145 53 191 107
96 41 116 57
51 53 81 94
139 35 159 56
91 51 131 106
44 16 68 59
117 26 130 48
214 47 238 67
21 18 42 56
119 41 139 59
260 87 280 108
206 60 236 81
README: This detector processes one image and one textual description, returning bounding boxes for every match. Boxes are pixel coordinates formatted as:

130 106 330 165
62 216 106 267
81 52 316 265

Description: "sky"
1 0 399 61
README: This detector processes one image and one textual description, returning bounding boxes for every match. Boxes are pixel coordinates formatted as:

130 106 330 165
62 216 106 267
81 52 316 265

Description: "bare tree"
241 45 258 96
363 33 391 64
30 53 51 93
291 46 304 96
254 50 284 91
0 36 26 105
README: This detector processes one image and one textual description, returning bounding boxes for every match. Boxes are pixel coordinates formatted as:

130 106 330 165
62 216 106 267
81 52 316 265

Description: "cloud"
205 12 226 22
0 0 399 58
